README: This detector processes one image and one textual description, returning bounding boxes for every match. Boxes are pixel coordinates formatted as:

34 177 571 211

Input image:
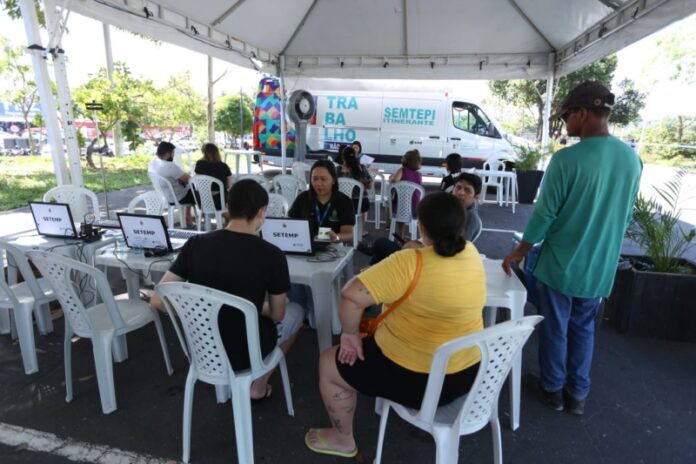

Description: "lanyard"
314 200 333 227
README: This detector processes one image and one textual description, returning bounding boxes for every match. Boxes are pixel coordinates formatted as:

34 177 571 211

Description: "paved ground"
1 170 695 463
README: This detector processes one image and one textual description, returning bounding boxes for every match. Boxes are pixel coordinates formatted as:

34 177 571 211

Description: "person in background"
352 141 363 161
337 146 372 215
148 141 195 227
440 153 463 191
502 81 642 416
194 143 233 220
304 192 485 458
389 149 423 238
361 172 482 263
150 179 303 400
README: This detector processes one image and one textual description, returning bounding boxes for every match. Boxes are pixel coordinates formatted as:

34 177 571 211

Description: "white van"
254 86 515 176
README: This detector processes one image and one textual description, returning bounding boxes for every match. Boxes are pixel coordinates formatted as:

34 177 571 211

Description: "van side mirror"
486 123 498 138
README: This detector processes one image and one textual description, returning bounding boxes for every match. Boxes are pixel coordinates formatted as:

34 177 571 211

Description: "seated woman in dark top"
288 160 355 326
194 143 233 214
440 152 462 191
336 146 372 214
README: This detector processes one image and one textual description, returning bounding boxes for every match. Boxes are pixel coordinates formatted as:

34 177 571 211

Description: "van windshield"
452 103 500 138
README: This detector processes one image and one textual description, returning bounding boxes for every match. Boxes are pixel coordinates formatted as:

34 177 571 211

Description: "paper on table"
359 154 375 166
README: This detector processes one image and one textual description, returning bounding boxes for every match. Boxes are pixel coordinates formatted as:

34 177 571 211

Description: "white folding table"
483 258 528 430
224 150 265 176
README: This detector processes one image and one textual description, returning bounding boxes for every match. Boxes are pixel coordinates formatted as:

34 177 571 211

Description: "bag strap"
371 249 423 327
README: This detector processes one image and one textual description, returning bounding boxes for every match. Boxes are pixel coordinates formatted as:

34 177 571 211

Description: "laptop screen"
29 202 78 238
260 218 313 255
117 213 172 251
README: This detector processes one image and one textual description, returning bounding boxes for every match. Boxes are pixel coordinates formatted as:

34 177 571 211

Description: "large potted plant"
605 168 696 341
513 145 544 204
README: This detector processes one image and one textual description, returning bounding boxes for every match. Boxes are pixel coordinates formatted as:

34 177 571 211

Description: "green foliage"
649 15 696 85
626 168 696 273
214 93 254 140
639 117 696 162
498 110 537 137
512 144 544 170
0 154 152 211
489 55 618 140
120 120 143 150
609 79 646 127
144 71 206 139
1 0 45 27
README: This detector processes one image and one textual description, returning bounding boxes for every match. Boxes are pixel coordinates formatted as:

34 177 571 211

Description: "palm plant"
626 167 696 273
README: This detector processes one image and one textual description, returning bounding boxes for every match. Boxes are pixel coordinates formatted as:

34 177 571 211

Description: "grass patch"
0 154 153 211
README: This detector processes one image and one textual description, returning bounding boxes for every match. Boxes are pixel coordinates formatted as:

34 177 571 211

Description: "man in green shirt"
503 81 642 415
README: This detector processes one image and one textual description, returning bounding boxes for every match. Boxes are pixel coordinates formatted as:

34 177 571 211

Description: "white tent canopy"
67 0 696 79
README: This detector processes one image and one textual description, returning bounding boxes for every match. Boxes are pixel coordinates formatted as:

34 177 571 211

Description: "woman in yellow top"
305 192 486 458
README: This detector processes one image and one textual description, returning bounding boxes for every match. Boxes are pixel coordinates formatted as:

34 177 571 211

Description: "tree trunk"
677 115 684 143
85 138 98 169
23 113 36 155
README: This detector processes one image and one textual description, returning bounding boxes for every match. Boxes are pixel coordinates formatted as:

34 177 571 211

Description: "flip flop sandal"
304 429 358 458
251 384 272 404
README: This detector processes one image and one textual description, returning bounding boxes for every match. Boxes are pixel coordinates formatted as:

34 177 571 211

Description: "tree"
0 38 40 154
214 93 253 145
1 0 45 27
640 116 696 161
489 55 618 141
609 78 646 128
72 62 153 168
144 71 206 141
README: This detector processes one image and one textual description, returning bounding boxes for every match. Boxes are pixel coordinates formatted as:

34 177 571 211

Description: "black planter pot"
516 169 544 204
604 256 696 342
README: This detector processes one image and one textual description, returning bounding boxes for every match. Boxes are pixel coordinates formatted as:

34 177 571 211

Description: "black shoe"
564 391 585 416
539 387 564 412
357 240 373 256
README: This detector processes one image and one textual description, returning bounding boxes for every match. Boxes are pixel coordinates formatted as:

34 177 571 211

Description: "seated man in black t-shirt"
150 179 303 400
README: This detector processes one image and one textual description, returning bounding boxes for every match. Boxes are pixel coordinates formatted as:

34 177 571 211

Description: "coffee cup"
318 227 332 240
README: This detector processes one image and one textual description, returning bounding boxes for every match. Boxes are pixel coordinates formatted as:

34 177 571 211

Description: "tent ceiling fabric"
66 0 696 79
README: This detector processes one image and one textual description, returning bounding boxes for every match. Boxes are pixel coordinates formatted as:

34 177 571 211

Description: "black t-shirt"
194 159 232 194
288 190 355 237
440 174 456 191
169 229 290 370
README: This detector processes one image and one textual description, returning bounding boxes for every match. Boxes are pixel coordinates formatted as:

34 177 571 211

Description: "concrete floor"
1 174 695 463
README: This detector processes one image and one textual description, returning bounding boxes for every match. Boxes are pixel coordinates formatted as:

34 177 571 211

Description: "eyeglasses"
561 108 580 123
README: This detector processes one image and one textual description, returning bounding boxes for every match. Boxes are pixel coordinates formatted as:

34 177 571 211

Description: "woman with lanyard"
288 159 355 326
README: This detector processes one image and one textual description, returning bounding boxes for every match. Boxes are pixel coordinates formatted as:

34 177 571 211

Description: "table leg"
245 154 252 175
258 154 264 173
512 174 517 214
235 155 241 177
510 351 522 430
313 271 336 354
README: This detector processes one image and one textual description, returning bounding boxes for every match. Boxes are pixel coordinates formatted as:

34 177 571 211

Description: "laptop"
260 217 316 255
117 212 179 253
29 202 79 239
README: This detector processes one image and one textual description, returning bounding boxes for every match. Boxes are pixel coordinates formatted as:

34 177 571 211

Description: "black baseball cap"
551 81 616 121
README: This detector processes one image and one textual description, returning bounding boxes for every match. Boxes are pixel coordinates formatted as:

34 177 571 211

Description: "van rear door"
446 101 503 160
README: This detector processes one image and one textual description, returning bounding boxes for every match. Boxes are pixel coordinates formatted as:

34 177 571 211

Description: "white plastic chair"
482 158 507 206
27 251 173 414
127 190 167 215
337 177 365 247
374 316 543 464
0 240 57 374
149 172 186 229
190 175 226 231
366 171 387 228
267 193 290 217
155 282 294 464
388 181 425 241
272 174 305 207
291 161 311 190
236 173 273 192
43 186 100 222
471 215 484 243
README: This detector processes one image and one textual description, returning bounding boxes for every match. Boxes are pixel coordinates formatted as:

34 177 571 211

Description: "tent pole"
207 56 214 142
278 55 287 174
44 0 84 188
18 0 70 186
102 24 123 157
541 52 555 153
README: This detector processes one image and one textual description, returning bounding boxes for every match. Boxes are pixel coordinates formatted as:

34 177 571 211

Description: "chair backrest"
272 174 304 206
127 191 167 215
388 181 425 222
26 251 126 337
0 239 45 302
415 316 543 434
267 193 290 217
366 170 385 201
43 186 100 221
471 215 483 243
155 282 265 385
291 161 311 189
337 177 364 214
236 174 272 192
190 175 225 214
149 172 180 205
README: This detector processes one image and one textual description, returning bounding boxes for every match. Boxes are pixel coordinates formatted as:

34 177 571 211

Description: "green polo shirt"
522 136 642 298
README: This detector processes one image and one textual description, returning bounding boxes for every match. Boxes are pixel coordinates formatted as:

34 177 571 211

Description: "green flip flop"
304 429 358 459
